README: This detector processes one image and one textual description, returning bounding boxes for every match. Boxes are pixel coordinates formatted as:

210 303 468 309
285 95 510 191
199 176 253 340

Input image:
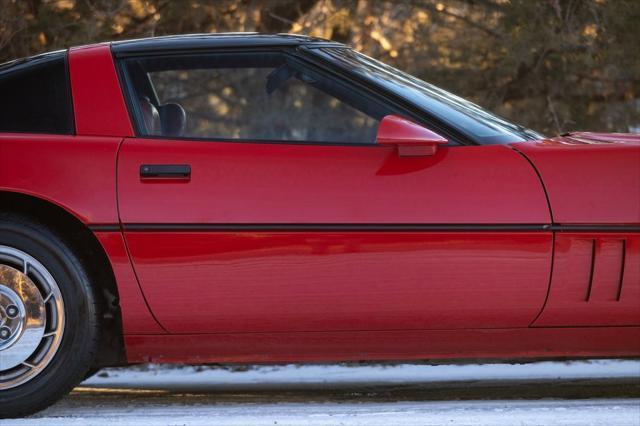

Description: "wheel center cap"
0 285 27 351
0 265 46 371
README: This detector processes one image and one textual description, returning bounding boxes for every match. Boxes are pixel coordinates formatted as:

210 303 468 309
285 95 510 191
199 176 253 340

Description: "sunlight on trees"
0 0 638 134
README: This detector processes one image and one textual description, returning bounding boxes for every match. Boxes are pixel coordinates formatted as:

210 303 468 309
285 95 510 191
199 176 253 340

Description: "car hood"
534 132 640 146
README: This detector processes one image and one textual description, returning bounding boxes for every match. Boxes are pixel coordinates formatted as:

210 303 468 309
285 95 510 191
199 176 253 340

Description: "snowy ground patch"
10 399 640 426
4 359 639 425
84 358 640 389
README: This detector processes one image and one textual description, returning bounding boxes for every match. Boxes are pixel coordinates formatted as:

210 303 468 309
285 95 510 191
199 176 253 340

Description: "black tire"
0 214 100 418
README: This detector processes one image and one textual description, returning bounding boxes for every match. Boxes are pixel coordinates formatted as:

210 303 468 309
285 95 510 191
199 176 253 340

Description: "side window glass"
122 52 391 144
0 54 74 134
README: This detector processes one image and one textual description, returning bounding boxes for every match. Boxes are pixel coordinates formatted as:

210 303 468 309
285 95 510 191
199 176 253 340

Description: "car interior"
124 51 389 143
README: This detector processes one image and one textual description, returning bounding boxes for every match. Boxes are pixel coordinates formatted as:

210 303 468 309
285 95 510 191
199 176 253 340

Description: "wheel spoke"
0 244 65 390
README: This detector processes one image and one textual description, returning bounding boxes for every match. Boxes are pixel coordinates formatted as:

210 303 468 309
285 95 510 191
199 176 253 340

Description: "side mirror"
376 115 448 157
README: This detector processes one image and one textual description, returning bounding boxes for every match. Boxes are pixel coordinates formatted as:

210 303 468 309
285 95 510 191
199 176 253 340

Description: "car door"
116 49 553 334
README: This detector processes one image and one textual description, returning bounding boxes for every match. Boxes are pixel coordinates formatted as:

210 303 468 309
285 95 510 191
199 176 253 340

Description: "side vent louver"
617 240 627 302
588 238 627 303
533 234 639 327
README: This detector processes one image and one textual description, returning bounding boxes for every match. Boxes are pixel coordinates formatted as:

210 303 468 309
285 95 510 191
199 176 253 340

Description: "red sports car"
0 34 638 418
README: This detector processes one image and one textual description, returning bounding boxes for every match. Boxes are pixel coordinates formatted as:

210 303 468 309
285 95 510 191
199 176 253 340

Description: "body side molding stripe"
89 224 121 232
89 223 640 233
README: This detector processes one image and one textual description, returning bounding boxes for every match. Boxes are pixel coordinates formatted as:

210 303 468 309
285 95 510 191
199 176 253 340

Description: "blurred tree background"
1 0 638 135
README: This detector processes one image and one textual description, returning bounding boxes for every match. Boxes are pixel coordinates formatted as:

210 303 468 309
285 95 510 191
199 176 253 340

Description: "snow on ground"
10 399 640 426
83 358 640 389
4 359 640 426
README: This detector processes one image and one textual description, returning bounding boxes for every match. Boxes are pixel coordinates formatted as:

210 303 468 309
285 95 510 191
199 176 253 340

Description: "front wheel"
0 215 99 418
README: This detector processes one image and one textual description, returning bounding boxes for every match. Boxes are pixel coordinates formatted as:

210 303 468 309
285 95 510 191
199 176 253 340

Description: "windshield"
312 47 543 145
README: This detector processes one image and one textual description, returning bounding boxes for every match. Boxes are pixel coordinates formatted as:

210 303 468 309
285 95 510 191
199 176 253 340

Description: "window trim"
116 47 457 147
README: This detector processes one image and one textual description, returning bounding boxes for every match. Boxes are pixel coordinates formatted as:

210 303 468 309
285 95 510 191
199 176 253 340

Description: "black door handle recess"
140 164 191 179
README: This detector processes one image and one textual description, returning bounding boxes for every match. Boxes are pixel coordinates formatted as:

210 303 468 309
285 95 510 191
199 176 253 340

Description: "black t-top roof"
111 33 344 55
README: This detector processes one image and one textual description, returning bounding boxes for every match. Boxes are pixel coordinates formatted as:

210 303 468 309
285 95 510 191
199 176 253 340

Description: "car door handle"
140 164 191 179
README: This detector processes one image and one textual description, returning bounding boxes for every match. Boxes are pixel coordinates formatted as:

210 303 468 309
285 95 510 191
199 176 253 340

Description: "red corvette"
0 34 638 417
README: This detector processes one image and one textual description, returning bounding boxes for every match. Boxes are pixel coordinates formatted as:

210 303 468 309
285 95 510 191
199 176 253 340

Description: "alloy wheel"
0 245 65 389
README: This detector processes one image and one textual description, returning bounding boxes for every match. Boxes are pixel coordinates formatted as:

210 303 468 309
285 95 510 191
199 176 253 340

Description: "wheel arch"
0 190 126 368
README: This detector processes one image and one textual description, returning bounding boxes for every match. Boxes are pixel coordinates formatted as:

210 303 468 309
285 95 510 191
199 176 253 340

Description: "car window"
313 48 544 145
120 52 393 144
0 52 74 134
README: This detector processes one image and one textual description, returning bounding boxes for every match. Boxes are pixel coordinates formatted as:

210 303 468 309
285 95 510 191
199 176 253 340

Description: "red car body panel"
533 233 640 327
1 40 639 364
513 135 640 330
117 139 551 224
116 138 552 335
0 133 121 224
68 44 134 138
123 231 551 333
125 327 640 364
513 135 640 224
93 232 165 334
